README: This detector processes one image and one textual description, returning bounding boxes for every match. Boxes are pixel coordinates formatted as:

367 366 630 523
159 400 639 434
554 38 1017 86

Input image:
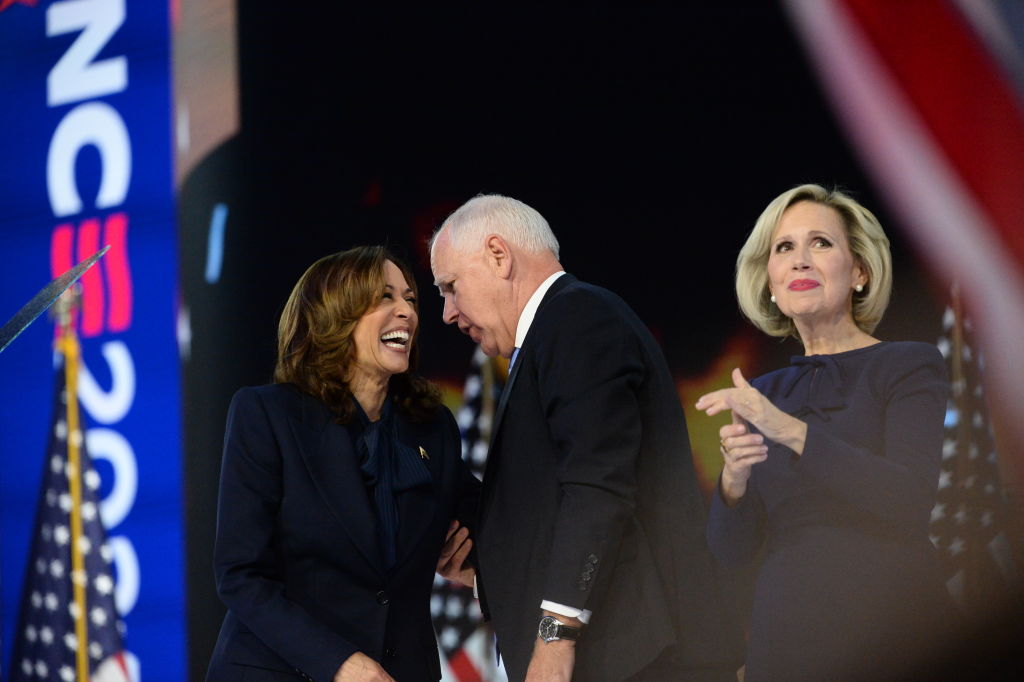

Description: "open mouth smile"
380 329 410 350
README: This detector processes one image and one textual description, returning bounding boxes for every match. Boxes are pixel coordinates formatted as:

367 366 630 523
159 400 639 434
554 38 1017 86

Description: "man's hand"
436 520 475 588
333 652 394 682
525 638 576 682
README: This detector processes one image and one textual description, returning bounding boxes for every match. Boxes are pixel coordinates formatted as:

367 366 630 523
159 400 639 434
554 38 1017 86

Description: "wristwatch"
538 615 582 643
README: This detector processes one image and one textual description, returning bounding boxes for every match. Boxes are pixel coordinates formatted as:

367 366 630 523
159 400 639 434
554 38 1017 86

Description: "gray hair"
430 194 560 259
736 184 892 338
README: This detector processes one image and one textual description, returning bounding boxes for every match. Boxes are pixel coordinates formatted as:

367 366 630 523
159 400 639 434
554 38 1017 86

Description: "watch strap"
538 615 582 642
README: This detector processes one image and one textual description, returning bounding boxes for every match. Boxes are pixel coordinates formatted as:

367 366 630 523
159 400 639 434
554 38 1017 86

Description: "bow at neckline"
780 354 847 420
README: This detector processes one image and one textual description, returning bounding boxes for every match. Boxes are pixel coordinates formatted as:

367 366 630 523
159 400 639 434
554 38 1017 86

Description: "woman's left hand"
696 368 807 455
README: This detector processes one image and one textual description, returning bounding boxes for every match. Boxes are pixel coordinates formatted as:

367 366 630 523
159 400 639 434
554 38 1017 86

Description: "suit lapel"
288 395 384 573
489 351 523 451
488 274 577 450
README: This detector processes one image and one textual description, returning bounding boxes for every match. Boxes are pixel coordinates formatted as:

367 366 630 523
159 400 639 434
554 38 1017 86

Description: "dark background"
178 4 947 678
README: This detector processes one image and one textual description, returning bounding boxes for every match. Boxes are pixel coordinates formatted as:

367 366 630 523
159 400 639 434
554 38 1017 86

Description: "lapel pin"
418 446 429 460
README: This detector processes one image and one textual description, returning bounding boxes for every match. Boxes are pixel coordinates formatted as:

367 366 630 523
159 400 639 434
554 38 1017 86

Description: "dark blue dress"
708 341 957 681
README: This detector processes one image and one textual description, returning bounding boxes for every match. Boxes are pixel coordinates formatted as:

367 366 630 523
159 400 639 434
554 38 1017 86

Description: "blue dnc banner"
0 1 185 680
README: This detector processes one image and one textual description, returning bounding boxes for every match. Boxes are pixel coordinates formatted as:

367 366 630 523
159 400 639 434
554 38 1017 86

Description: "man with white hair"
430 195 740 681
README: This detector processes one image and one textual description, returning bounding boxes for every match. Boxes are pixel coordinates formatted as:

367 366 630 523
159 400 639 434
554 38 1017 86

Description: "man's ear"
484 234 514 280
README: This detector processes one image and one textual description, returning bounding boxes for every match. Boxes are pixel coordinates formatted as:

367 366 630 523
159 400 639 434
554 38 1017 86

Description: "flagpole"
55 290 91 682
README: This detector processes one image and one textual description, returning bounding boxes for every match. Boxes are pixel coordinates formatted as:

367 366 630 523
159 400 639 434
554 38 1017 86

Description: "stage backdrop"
0 1 185 679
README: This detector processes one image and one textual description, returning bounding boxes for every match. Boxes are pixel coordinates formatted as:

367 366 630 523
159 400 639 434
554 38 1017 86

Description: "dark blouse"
708 341 957 681
348 397 432 570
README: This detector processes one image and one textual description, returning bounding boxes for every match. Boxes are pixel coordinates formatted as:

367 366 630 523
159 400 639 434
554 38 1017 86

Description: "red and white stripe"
93 651 138 682
438 627 507 682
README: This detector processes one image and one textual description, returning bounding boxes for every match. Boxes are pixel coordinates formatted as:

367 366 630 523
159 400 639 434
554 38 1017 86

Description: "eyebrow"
772 229 836 243
383 283 415 295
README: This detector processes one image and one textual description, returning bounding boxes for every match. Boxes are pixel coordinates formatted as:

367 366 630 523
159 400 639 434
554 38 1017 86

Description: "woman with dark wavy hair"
208 246 479 682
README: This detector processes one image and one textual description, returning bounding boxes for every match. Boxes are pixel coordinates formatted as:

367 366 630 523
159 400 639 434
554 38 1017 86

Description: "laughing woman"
207 246 479 682
696 185 958 682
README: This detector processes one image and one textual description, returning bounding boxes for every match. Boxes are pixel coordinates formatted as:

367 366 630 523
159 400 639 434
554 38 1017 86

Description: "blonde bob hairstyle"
736 184 892 338
274 246 439 422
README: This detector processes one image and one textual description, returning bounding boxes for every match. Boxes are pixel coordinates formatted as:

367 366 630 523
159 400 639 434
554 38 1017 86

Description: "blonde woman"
697 185 957 681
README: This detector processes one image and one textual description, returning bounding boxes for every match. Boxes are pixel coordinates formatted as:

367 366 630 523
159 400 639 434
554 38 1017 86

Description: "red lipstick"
788 279 820 291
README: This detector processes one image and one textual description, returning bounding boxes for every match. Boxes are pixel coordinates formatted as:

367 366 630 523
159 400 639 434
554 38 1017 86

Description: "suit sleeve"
532 296 645 611
795 346 948 530
214 388 358 682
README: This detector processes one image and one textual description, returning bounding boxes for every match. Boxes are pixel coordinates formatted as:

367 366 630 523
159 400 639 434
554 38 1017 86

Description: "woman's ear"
853 259 868 290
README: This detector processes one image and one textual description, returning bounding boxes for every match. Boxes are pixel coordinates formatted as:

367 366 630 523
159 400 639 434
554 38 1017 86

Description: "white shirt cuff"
473 575 478 598
541 600 591 624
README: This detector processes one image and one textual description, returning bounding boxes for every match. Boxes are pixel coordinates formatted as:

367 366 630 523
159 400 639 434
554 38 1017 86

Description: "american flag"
434 347 506 682
930 291 1023 617
784 0 1024 492
8 347 132 682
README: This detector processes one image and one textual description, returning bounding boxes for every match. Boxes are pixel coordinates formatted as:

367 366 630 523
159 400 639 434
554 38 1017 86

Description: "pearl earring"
770 294 777 303
854 284 864 293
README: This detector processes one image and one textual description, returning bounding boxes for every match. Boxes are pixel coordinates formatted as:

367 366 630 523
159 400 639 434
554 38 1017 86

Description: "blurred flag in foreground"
784 0 1024 491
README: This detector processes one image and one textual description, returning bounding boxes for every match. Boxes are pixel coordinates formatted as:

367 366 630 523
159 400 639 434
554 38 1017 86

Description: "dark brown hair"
273 246 440 422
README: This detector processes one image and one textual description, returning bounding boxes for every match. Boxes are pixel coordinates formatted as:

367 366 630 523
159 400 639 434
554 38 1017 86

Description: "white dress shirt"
513 271 565 350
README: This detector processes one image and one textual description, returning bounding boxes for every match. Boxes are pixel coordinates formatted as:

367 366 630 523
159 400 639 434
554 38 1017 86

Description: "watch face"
539 616 559 641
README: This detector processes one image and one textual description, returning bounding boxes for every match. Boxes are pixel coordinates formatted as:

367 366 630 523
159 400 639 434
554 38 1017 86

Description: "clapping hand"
696 368 806 503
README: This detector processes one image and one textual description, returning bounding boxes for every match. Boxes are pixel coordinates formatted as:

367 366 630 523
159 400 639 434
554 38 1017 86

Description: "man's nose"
442 298 458 325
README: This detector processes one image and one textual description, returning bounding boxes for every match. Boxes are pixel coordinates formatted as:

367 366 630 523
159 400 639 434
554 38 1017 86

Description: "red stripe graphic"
75 217 104 338
50 224 74 279
104 213 132 332
0 0 39 13
50 224 75 333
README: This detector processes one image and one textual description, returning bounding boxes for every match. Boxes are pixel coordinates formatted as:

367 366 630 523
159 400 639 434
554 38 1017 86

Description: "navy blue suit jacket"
477 275 742 681
207 384 479 681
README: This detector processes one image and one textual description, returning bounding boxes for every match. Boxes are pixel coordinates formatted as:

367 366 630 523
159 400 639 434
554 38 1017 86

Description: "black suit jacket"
476 275 742 681
207 384 480 682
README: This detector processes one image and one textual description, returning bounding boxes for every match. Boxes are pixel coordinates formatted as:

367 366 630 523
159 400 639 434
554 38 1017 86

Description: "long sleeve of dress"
793 345 948 531
707 473 767 568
